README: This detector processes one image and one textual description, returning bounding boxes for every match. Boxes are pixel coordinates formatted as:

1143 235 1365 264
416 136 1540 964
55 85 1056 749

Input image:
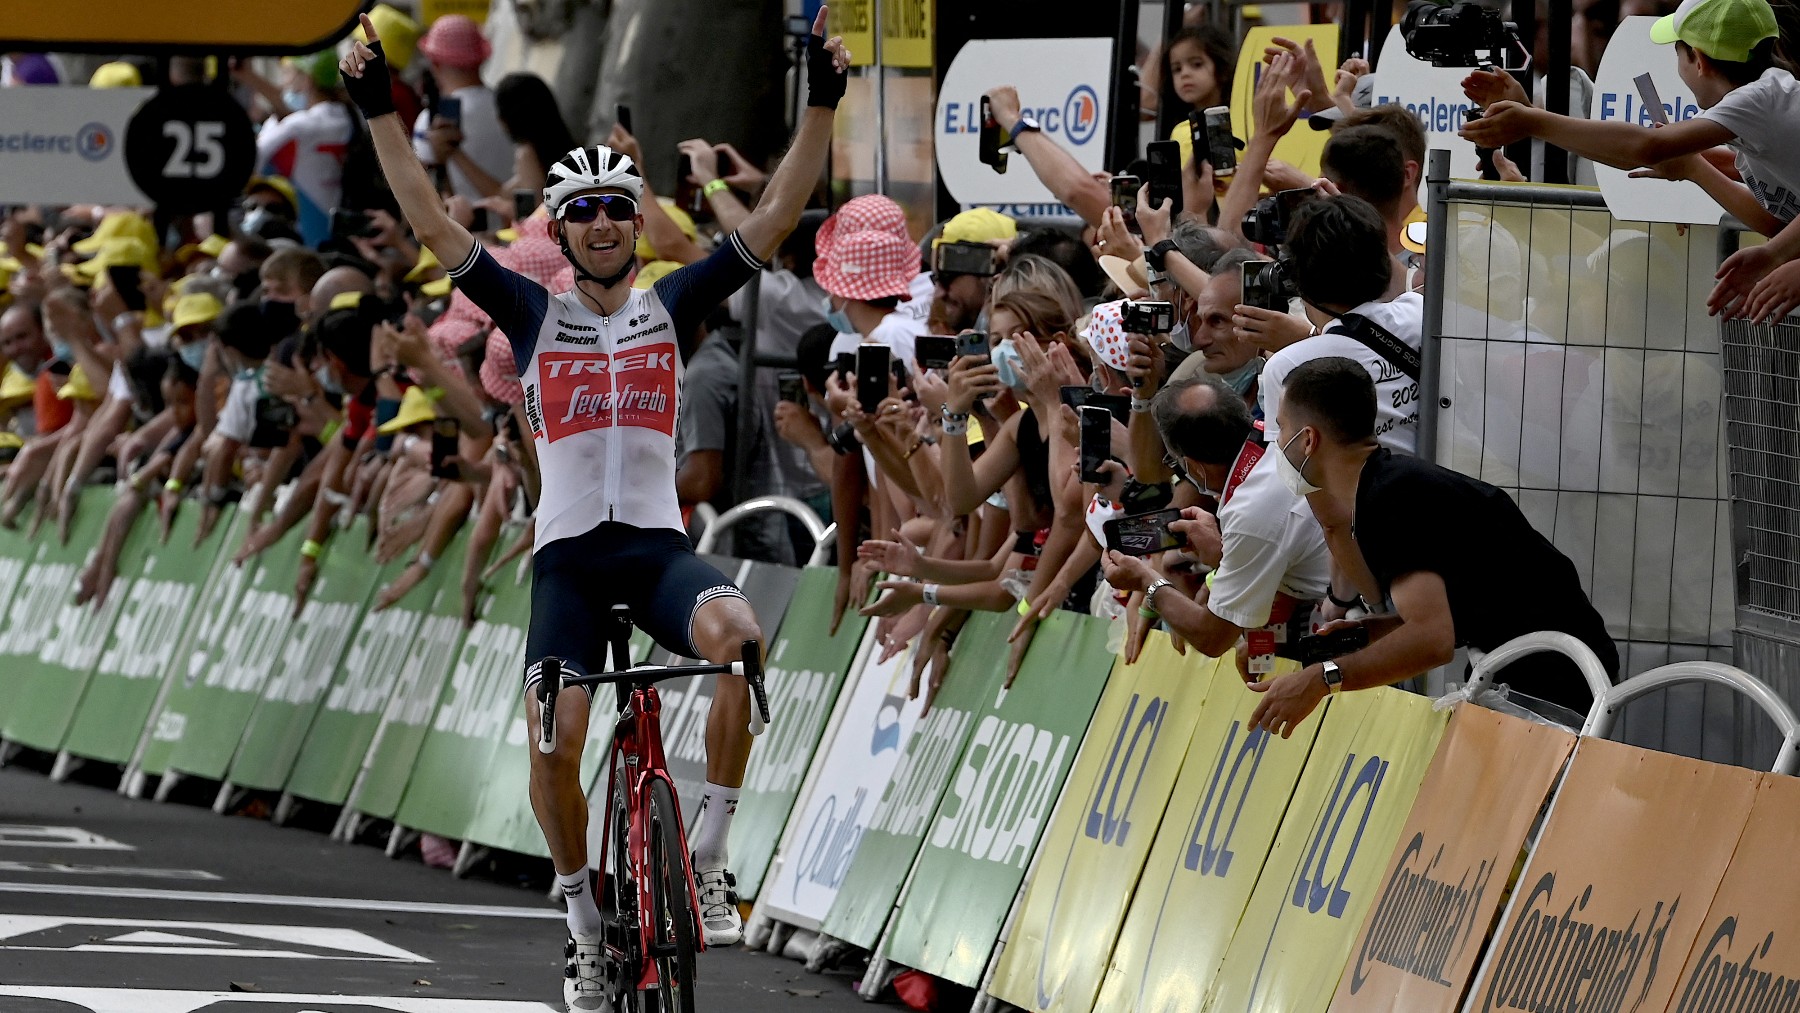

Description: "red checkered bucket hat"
816 194 910 260
418 15 491 70
816 230 920 303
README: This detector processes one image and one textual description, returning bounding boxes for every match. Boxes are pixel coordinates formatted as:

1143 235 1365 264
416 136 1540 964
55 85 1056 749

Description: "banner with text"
134 509 245 778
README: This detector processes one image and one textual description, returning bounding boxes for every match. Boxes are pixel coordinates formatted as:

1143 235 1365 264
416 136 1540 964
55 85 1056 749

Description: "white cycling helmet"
543 144 643 218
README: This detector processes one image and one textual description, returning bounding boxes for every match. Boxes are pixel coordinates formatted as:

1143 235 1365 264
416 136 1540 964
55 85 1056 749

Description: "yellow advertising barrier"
1225 26 1339 180
1659 772 1800 1013
1465 737 1760 1013
881 0 933 68
828 0 875 68
1329 707 1577 1013
989 636 1225 1013
1208 688 1448 1013
1090 659 1324 1013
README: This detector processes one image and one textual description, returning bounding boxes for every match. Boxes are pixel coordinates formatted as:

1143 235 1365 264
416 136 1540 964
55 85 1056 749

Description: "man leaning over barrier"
1245 357 1619 739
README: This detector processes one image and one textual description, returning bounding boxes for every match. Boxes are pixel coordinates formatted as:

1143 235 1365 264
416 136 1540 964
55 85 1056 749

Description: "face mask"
1168 320 1192 353
1222 358 1261 397
260 299 299 337
314 364 344 396
178 341 208 371
51 339 73 363
822 297 854 335
282 90 310 113
990 338 1030 393
1275 429 1322 497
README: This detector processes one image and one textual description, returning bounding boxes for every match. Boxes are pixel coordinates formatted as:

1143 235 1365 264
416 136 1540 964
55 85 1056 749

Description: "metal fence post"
1417 148 1451 465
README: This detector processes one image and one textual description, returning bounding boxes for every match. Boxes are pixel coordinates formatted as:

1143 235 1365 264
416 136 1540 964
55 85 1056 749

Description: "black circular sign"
124 84 256 214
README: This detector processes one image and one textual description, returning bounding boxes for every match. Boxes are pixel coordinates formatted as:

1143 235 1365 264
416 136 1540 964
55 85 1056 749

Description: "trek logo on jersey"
537 345 677 441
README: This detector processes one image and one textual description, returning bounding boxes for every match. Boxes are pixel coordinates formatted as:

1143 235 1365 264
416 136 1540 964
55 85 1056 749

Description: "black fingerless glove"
342 41 397 119
805 32 847 109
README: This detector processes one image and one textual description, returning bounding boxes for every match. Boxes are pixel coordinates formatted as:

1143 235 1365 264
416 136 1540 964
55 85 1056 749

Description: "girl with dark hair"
1166 23 1238 114
447 72 579 204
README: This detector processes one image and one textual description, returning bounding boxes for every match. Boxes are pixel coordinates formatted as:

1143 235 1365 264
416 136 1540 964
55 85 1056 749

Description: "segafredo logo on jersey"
537 345 676 441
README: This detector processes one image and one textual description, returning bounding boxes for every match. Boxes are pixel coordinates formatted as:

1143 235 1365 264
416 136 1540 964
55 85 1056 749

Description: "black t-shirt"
1353 449 1619 713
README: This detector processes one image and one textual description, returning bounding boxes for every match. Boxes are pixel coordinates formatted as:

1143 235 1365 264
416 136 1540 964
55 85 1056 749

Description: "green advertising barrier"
285 550 457 807
135 507 245 779
2 489 123 751
989 636 1226 1013
226 518 381 791
730 567 867 899
819 611 1013 949
345 529 480 821
0 512 47 725
878 610 1115 987
390 531 527 839
62 506 231 764
163 525 308 781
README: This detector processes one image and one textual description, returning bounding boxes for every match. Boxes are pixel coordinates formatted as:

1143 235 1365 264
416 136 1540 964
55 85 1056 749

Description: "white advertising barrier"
756 624 926 930
936 38 1114 207
0 87 152 205
1592 16 1723 225
1368 25 1482 205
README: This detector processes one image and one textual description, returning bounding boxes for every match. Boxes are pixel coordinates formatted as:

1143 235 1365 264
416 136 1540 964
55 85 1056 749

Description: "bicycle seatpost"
741 640 770 736
536 658 562 754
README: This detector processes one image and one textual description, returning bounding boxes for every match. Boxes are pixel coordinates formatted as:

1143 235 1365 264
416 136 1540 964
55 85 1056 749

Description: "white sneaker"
564 934 609 1012
693 862 743 947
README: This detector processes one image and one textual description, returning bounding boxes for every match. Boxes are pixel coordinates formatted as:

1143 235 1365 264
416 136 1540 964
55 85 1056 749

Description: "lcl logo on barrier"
940 84 1101 146
1084 693 1168 847
1186 720 1269 878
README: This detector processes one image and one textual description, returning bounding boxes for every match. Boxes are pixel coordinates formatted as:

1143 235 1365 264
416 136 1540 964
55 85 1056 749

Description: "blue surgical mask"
178 341 208 371
1222 357 1261 396
991 338 1030 393
282 90 310 113
51 339 72 363
822 297 854 335
314 364 344 396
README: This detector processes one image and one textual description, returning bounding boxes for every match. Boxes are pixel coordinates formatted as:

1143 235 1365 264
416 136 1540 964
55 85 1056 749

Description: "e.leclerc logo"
76 122 113 161
1063 85 1099 145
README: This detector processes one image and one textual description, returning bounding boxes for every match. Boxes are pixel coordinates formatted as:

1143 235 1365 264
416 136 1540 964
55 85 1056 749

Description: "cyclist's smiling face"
554 187 642 280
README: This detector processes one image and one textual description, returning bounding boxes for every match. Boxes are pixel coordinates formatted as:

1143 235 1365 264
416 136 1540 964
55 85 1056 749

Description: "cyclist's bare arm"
341 30 476 274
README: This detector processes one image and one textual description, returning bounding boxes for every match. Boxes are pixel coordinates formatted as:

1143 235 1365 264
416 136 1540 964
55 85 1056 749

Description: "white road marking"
0 915 429 962
0 986 559 1012
0 825 133 850
0 860 219 880
0 881 563 919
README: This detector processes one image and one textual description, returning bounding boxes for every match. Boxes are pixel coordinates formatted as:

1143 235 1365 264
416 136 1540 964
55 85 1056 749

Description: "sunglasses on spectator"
560 194 638 224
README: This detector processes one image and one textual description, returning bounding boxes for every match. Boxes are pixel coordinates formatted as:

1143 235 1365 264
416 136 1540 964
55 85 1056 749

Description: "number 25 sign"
124 85 255 214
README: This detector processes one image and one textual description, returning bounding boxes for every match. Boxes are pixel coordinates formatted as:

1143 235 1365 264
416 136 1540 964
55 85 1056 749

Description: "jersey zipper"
602 295 627 522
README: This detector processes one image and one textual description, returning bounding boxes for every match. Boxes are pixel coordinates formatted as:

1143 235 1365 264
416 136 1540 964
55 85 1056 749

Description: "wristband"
300 539 324 560
415 551 435 572
702 178 731 198
1130 395 1153 414
164 478 185 493
1138 605 1161 619
319 418 344 445
922 583 941 606
805 32 848 109
1327 586 1361 609
341 40 397 119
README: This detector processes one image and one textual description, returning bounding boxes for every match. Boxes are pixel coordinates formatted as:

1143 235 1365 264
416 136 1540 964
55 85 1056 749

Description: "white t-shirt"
827 311 929 372
1699 67 1800 223
1209 451 1333 630
256 100 354 244
214 373 262 445
413 85 514 203
1262 292 1424 454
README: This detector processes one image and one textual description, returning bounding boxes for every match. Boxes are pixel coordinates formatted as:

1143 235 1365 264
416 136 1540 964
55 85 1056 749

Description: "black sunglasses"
560 194 638 224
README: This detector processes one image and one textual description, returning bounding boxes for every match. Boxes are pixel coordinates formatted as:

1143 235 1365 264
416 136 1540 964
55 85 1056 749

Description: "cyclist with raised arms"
341 14 849 1010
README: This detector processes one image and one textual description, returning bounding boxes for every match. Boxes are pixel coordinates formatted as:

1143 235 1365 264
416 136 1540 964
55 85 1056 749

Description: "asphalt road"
0 765 871 1012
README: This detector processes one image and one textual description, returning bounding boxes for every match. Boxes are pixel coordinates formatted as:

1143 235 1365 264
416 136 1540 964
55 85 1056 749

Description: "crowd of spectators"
13 0 1800 750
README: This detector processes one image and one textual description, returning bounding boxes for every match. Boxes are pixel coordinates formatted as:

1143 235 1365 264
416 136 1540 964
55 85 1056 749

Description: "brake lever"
536 658 561 754
740 640 770 736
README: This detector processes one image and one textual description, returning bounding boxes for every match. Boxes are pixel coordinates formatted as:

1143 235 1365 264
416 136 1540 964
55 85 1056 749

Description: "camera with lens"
1401 0 1526 68
1240 188 1317 250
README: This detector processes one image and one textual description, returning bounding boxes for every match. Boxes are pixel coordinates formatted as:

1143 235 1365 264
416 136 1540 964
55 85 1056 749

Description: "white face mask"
1275 428 1321 497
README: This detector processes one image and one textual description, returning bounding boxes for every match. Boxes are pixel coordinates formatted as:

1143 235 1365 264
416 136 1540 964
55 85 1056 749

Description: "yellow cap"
405 246 441 283
0 432 21 450
72 211 158 259
360 4 422 70
636 198 697 261
1401 207 1428 255
421 277 452 298
934 208 1017 248
246 175 299 214
89 61 142 88
199 233 230 258
328 291 365 311
57 364 100 402
632 259 684 290
377 385 439 434
76 235 158 279
173 292 224 330
0 363 33 409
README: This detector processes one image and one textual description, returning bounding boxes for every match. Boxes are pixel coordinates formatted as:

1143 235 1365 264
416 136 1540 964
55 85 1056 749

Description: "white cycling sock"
691 781 740 870
557 867 603 940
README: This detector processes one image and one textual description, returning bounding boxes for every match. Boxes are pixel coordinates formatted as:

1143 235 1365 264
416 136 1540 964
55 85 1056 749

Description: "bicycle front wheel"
646 778 698 1013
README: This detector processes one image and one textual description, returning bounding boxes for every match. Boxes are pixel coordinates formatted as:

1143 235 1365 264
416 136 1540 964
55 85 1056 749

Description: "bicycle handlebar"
534 642 772 755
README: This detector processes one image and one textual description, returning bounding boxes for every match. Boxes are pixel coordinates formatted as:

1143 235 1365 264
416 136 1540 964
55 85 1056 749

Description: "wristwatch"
1320 660 1345 694
1144 578 1174 608
1145 239 1180 273
1011 115 1042 138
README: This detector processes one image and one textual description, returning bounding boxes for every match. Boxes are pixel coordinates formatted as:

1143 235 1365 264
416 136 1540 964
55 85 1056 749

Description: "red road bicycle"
535 605 769 1013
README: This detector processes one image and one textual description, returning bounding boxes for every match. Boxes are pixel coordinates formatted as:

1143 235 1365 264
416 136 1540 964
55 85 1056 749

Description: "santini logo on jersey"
538 347 677 442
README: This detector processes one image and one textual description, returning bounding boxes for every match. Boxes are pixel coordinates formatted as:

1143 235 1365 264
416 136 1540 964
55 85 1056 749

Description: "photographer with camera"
1245 357 1618 738
1261 194 1424 456
1101 369 1330 664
